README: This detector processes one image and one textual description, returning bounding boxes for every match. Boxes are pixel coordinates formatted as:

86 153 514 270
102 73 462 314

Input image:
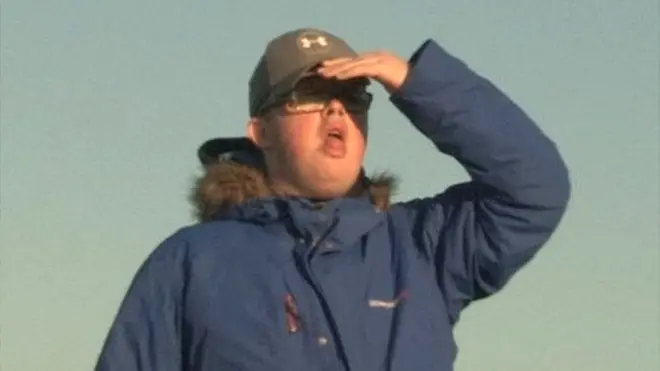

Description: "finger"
321 53 384 70
326 60 384 80
321 51 383 66
318 56 382 77
320 57 353 67
320 64 377 80
316 59 354 76
317 61 369 79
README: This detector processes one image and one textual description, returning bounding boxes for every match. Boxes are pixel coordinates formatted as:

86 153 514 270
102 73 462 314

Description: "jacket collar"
189 160 399 223
188 161 399 248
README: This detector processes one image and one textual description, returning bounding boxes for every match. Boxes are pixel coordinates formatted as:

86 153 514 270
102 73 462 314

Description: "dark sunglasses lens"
292 91 372 112
340 92 372 112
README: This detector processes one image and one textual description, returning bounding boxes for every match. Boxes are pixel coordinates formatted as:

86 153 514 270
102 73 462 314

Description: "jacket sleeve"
94 230 188 371
392 40 571 323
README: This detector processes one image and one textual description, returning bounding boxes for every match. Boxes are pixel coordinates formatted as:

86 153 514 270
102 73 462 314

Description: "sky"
1 1 658 370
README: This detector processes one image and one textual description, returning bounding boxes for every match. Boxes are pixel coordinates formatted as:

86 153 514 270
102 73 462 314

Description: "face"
248 77 372 199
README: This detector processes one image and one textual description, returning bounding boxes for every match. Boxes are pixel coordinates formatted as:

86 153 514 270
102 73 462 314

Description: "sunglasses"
260 78 373 115
281 90 373 114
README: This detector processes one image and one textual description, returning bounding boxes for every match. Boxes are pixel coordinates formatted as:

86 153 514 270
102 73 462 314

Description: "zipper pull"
284 293 301 334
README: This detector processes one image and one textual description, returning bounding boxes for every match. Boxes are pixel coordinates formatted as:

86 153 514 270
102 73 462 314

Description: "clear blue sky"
1 1 658 370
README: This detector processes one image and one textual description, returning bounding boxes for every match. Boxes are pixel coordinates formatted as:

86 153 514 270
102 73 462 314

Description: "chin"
310 176 360 200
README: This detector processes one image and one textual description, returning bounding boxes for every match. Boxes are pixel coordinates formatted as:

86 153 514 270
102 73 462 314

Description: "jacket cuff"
388 39 482 138
391 39 478 101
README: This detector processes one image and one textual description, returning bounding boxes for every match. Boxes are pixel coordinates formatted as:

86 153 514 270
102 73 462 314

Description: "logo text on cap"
297 32 330 54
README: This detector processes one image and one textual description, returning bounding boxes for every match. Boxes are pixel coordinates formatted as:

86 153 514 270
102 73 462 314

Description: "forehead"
294 76 369 92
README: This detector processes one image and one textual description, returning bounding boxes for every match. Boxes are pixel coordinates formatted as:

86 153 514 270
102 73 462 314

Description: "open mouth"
321 125 348 157
327 129 344 141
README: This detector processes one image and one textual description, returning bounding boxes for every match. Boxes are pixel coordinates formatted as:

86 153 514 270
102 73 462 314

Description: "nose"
322 99 346 117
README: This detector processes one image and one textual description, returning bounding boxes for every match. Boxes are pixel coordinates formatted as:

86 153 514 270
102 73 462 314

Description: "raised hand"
316 51 410 94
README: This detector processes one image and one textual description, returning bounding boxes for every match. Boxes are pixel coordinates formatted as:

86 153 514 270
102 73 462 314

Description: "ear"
247 117 270 150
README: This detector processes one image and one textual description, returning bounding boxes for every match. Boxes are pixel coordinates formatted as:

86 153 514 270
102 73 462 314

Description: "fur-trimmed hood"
189 161 398 222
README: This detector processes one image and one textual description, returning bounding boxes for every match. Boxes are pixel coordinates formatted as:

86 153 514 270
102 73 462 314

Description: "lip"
323 120 348 141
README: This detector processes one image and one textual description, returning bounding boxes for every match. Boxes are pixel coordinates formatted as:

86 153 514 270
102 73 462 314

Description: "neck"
267 175 365 201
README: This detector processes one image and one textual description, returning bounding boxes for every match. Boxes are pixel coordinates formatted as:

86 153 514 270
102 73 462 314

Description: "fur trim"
189 161 398 222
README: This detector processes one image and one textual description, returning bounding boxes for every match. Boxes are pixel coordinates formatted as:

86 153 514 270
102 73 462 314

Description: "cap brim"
197 137 264 168
257 66 315 113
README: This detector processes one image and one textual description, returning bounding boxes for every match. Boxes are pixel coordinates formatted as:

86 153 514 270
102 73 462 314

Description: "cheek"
277 119 318 157
351 117 368 147
354 137 367 160
350 114 368 140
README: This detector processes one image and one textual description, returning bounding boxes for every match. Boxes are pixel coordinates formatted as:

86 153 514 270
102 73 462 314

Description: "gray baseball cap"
248 27 359 116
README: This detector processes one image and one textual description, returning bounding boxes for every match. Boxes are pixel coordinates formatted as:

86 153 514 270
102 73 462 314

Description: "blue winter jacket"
95 39 570 371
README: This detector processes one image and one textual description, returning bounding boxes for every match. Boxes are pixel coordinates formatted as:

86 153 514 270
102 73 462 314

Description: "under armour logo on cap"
297 32 330 53
300 35 328 48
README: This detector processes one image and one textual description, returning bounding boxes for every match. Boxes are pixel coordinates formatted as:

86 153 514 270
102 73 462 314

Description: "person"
95 27 571 371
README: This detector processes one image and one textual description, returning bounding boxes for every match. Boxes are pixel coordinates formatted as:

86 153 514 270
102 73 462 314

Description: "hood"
189 161 399 222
